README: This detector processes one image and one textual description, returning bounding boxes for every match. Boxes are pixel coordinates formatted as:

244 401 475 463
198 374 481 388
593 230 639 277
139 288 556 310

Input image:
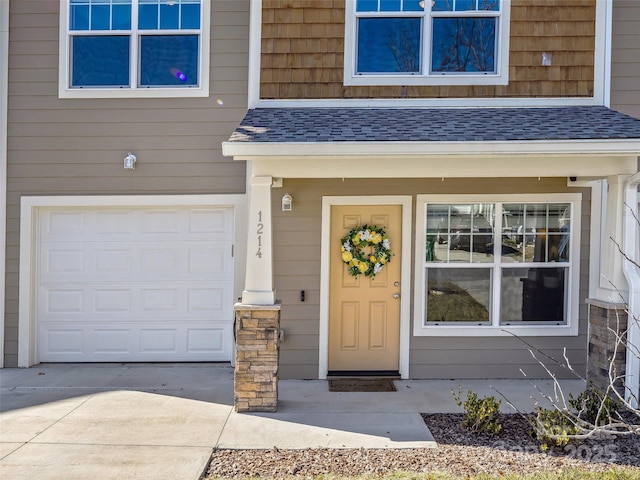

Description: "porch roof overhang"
222 106 640 179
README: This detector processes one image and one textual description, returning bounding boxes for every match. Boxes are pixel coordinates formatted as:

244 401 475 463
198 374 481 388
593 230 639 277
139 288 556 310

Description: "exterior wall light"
123 152 137 170
282 193 293 212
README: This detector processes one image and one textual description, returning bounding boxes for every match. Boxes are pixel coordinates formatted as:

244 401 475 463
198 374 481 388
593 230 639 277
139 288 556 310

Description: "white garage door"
36 206 235 362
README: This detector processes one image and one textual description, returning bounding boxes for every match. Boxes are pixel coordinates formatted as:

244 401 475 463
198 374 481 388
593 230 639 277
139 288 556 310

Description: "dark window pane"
160 3 179 29
479 0 500 11
455 0 474 11
432 0 453 11
357 17 421 73
70 4 89 30
433 0 500 10
91 4 111 30
139 35 198 86
112 4 131 29
431 17 496 73
72 35 130 87
426 268 491 323
403 0 424 11
181 3 201 29
356 0 378 12
139 4 158 29
501 267 566 324
380 0 402 11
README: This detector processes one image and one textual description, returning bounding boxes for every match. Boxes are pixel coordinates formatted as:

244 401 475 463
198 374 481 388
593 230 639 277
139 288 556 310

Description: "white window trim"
58 0 210 99
413 193 581 337
344 0 510 87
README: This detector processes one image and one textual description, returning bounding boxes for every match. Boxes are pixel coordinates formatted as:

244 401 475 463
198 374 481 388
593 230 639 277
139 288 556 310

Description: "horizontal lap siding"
273 178 590 380
611 1 640 119
3 0 250 367
260 0 596 99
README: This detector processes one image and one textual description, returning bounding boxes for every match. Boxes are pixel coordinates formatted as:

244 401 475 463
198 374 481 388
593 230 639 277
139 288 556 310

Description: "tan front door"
328 204 402 373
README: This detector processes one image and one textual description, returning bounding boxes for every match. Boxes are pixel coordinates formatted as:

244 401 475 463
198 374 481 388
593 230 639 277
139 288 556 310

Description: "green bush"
451 387 502 435
568 382 620 427
530 384 622 451
531 407 579 451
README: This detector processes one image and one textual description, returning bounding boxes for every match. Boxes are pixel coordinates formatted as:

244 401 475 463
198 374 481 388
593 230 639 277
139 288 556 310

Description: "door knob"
394 281 400 287
393 293 400 299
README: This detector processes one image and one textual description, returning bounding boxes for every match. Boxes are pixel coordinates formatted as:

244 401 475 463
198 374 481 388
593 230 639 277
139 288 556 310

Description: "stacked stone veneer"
587 300 627 396
234 304 281 412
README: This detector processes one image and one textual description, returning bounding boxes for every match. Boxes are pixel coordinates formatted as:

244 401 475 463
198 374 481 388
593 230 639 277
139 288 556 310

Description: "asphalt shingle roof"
228 106 640 144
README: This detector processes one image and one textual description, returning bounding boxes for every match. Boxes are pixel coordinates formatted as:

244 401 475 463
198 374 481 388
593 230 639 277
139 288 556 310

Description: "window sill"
58 86 209 99
344 73 509 87
413 324 578 337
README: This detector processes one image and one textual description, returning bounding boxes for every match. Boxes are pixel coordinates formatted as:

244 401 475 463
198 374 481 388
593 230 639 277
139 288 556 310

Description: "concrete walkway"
0 364 585 480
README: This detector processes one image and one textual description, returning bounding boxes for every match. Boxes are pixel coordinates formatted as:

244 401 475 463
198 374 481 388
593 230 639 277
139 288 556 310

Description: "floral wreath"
340 224 392 278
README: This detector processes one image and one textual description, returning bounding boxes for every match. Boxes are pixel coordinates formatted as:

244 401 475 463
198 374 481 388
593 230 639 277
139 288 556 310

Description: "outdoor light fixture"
123 152 137 170
282 193 293 212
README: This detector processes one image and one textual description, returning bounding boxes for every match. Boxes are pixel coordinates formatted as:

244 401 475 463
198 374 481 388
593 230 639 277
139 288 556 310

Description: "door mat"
328 378 396 392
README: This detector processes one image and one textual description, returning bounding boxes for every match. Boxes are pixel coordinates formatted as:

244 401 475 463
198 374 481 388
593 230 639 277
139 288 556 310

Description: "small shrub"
531 407 579 451
568 382 620 427
451 387 502 435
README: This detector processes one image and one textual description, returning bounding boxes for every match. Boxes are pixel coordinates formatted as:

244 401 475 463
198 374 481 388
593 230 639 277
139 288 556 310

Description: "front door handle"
393 293 400 299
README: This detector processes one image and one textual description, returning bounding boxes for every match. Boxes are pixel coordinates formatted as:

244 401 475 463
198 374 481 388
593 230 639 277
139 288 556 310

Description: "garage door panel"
40 245 232 282
39 322 233 361
41 284 231 319
37 206 235 363
94 289 132 313
46 249 85 274
94 329 133 354
94 210 134 234
44 329 85 355
189 209 231 235
45 289 85 314
44 210 86 235
187 328 225 353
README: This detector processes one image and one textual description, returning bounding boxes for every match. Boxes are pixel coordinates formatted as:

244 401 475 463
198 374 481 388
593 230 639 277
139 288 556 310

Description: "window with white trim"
414 194 580 337
59 0 210 98
344 0 510 87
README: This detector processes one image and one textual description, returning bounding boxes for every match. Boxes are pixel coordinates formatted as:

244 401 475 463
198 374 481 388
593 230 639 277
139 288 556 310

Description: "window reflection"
501 203 570 263
500 267 565 324
426 268 491 323
426 204 495 262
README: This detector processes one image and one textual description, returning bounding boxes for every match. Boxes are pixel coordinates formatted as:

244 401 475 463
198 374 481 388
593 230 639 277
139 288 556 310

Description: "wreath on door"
340 224 392 278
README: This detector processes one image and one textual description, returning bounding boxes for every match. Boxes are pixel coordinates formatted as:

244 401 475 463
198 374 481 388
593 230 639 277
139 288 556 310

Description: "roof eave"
222 139 640 159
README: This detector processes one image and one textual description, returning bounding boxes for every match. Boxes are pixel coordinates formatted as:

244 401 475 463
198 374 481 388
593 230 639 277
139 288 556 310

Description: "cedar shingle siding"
260 0 596 99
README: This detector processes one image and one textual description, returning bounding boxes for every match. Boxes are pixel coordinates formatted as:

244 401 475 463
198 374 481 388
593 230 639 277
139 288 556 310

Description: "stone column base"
234 303 281 412
586 299 627 396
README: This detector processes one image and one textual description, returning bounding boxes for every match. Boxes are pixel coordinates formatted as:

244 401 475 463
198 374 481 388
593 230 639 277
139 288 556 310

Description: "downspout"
0 0 10 368
622 170 640 408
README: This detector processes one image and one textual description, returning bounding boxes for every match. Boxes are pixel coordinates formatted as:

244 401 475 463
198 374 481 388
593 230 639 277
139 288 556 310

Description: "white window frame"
413 193 581 337
343 0 510 87
58 0 210 99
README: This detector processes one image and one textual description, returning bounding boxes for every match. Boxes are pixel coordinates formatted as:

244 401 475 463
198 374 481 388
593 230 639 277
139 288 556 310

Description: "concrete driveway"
0 363 585 480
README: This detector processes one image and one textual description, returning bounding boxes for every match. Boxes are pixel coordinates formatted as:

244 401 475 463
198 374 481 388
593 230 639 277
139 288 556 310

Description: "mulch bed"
204 413 640 479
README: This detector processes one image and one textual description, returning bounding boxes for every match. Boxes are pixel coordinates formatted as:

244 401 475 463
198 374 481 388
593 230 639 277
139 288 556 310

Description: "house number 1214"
256 210 263 258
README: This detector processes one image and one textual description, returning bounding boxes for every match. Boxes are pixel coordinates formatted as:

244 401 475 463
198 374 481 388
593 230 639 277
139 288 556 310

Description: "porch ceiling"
222 106 640 178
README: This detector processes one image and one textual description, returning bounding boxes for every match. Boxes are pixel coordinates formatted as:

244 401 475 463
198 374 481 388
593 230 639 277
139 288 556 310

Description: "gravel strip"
204 414 640 479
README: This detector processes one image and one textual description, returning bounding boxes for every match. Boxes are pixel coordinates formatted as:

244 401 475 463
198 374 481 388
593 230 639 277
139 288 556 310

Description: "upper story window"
413 194 581 337
59 0 210 98
344 0 510 87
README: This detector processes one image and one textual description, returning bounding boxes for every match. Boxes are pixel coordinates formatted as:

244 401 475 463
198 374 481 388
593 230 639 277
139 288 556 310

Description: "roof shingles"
228 106 640 144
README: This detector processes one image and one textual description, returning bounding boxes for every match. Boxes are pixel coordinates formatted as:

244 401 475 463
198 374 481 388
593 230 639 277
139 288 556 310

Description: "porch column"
598 175 629 300
242 176 275 305
587 174 639 406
